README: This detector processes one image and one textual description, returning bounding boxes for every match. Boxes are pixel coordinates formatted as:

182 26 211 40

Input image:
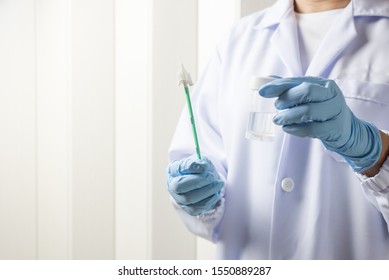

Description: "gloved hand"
259 76 382 172
166 155 224 216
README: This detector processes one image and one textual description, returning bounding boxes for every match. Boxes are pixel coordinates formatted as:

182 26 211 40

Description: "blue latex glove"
259 76 382 172
166 155 224 216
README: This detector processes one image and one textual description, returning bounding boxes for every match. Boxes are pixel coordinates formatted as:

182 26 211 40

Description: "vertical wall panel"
0 0 37 259
115 0 151 259
71 0 115 259
36 0 70 259
151 0 198 259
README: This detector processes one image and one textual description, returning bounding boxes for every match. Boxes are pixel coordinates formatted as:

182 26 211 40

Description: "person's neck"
294 0 350 13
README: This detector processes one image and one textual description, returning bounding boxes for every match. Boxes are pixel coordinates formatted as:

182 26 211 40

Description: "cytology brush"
177 64 201 160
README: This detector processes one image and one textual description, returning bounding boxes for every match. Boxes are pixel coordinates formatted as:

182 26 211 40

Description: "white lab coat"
168 0 389 259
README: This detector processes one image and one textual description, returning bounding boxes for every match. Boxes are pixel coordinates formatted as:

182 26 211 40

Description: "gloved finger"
281 118 341 140
167 171 218 194
181 192 221 216
259 76 327 98
273 98 342 126
168 155 212 177
170 180 224 206
274 82 336 110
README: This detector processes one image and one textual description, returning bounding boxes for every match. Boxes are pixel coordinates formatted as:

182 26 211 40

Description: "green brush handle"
184 85 201 160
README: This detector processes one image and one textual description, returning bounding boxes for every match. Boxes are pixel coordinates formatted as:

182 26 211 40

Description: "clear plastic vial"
245 76 277 141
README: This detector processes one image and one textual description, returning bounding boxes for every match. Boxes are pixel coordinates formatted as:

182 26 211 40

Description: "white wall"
0 0 116 260
0 0 37 259
70 0 115 259
0 0 197 260
36 0 71 259
115 0 151 260
0 0 276 260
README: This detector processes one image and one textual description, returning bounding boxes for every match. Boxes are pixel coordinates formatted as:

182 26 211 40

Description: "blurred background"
0 0 275 260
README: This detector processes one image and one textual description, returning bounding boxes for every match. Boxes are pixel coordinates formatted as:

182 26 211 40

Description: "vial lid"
250 76 276 90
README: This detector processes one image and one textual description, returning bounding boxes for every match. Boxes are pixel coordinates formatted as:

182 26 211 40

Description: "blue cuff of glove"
330 122 382 173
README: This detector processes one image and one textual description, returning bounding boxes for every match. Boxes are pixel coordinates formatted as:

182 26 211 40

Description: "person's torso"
213 2 389 259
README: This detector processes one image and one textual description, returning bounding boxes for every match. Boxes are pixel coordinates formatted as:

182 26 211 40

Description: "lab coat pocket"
325 79 389 164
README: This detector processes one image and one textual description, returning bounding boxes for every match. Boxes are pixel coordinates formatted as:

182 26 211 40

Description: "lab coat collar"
302 0 389 76
255 0 389 30
256 0 293 30
353 0 389 17
305 2 356 76
254 0 389 76
270 7 303 76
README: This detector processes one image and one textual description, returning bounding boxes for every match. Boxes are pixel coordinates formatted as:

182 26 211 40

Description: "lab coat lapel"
271 7 303 76
305 2 357 76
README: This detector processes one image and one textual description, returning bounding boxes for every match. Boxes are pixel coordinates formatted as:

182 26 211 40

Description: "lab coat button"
281 178 294 192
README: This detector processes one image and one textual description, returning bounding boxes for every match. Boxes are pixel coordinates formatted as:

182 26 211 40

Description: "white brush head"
177 64 193 86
